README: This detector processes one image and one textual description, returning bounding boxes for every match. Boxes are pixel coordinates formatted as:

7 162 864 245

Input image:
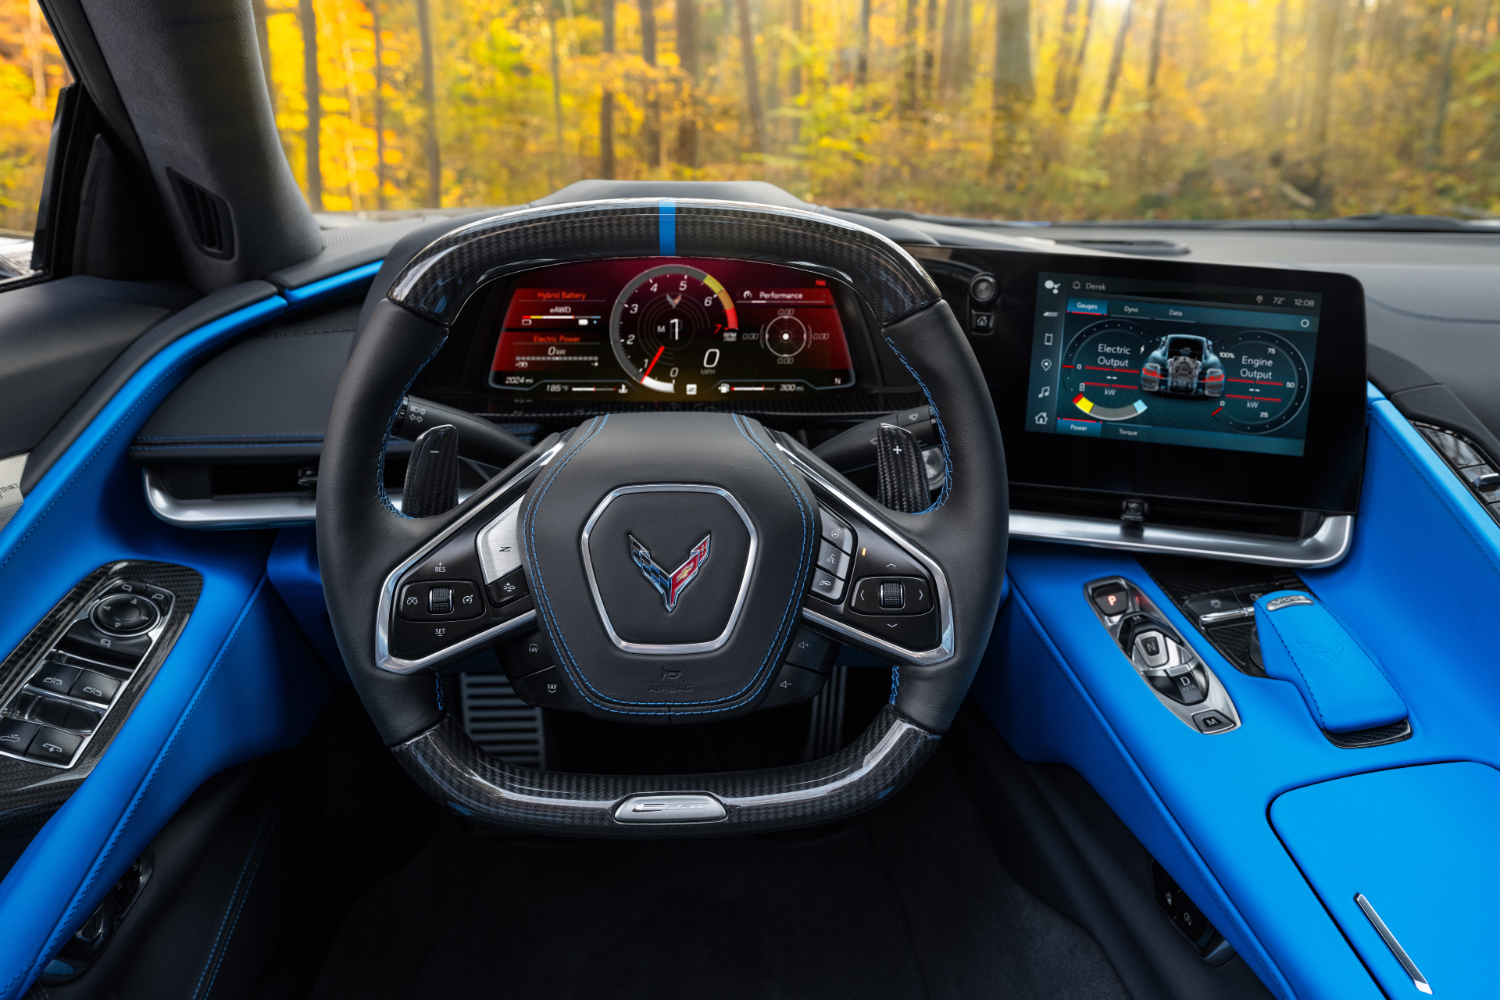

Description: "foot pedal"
458 673 546 768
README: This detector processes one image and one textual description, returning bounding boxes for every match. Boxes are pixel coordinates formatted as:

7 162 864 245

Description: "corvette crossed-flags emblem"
628 534 711 612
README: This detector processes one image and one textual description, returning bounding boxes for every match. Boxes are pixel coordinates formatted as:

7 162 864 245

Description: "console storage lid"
1270 762 1500 997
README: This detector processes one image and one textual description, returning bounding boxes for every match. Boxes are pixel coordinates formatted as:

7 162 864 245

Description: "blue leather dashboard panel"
1271 761 1500 998
0 273 373 997
973 384 1500 1000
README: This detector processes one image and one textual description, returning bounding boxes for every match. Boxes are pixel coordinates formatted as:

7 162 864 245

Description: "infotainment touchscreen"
1024 272 1321 457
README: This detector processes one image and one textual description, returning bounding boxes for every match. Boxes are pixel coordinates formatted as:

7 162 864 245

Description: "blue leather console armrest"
1254 591 1407 733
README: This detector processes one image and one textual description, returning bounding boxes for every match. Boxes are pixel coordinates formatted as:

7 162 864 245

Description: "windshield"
250 0 1500 224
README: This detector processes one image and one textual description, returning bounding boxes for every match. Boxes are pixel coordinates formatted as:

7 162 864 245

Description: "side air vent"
167 169 235 259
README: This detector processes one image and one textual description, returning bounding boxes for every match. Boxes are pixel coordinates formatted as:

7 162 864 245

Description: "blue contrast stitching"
889 664 900 704
377 337 448 517
19 578 270 993
882 337 951 513
190 802 277 1000
434 673 446 713
1263 615 1328 729
658 199 677 256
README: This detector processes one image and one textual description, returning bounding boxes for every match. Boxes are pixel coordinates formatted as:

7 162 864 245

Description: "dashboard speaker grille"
458 673 545 768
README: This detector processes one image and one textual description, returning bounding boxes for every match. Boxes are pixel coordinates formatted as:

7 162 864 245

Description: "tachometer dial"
610 265 737 394
1210 332 1309 433
1060 319 1153 421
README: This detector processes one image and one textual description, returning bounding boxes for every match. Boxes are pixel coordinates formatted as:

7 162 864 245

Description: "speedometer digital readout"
488 258 855 399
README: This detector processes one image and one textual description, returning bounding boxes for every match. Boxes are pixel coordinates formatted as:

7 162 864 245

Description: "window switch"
69 671 120 706
26 727 82 765
28 662 81 696
28 696 74 729
0 719 40 756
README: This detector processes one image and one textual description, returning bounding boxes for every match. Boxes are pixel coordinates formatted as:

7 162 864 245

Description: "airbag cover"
521 413 815 720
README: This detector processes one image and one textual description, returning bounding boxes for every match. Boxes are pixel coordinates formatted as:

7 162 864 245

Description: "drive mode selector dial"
91 593 159 635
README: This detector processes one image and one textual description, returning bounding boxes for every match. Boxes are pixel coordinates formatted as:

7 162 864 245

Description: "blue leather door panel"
1271 762 1500 998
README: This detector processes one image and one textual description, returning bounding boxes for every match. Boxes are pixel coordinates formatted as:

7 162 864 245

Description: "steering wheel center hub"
581 484 756 653
521 412 816 721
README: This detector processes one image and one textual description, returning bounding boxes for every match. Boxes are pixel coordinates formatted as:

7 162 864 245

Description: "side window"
0 0 70 282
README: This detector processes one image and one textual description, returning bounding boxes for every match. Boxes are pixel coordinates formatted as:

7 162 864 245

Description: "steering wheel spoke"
375 438 564 674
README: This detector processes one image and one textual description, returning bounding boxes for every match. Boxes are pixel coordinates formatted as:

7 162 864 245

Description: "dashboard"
485 258 858 401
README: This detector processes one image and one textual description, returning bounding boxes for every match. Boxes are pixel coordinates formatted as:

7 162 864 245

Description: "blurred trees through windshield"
4 0 1500 228
257 0 1500 221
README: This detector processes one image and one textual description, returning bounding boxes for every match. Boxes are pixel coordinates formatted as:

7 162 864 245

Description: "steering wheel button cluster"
849 577 932 617
397 581 483 622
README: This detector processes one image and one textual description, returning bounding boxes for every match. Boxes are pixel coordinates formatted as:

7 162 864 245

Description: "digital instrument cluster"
1025 272 1321 457
488 258 856 400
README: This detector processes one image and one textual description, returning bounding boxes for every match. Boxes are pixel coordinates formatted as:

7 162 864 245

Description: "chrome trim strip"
1010 510 1354 568
374 441 564 675
144 467 475 530
1355 893 1432 995
773 442 955 665
579 484 758 656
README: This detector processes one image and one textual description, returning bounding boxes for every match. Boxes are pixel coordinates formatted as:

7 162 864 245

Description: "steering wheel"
317 199 1007 835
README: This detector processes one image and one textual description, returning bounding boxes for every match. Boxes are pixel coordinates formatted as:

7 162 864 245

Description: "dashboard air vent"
167 169 234 259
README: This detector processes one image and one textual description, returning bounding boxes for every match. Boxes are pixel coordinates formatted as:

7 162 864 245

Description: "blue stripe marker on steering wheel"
659 198 676 256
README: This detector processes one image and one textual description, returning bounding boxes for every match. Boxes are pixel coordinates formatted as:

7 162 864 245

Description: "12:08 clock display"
488 257 856 399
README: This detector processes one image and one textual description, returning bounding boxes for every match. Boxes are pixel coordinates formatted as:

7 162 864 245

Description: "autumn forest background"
4 0 1500 233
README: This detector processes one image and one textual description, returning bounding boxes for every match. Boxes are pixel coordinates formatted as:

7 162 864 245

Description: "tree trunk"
675 0 699 166
251 0 275 107
922 0 939 99
1051 0 1079 110
1058 0 1094 115
1144 0 1166 111
990 0 1034 176
1307 0 1340 172
601 0 616 178
416 0 441 206
738 0 766 154
902 0 920 112
955 0 972 89
299 0 322 209
374 0 386 208
857 0 872 89
938 0 960 94
788 0 802 142
1093 0 1133 134
639 0 661 168
1427 1 1460 166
